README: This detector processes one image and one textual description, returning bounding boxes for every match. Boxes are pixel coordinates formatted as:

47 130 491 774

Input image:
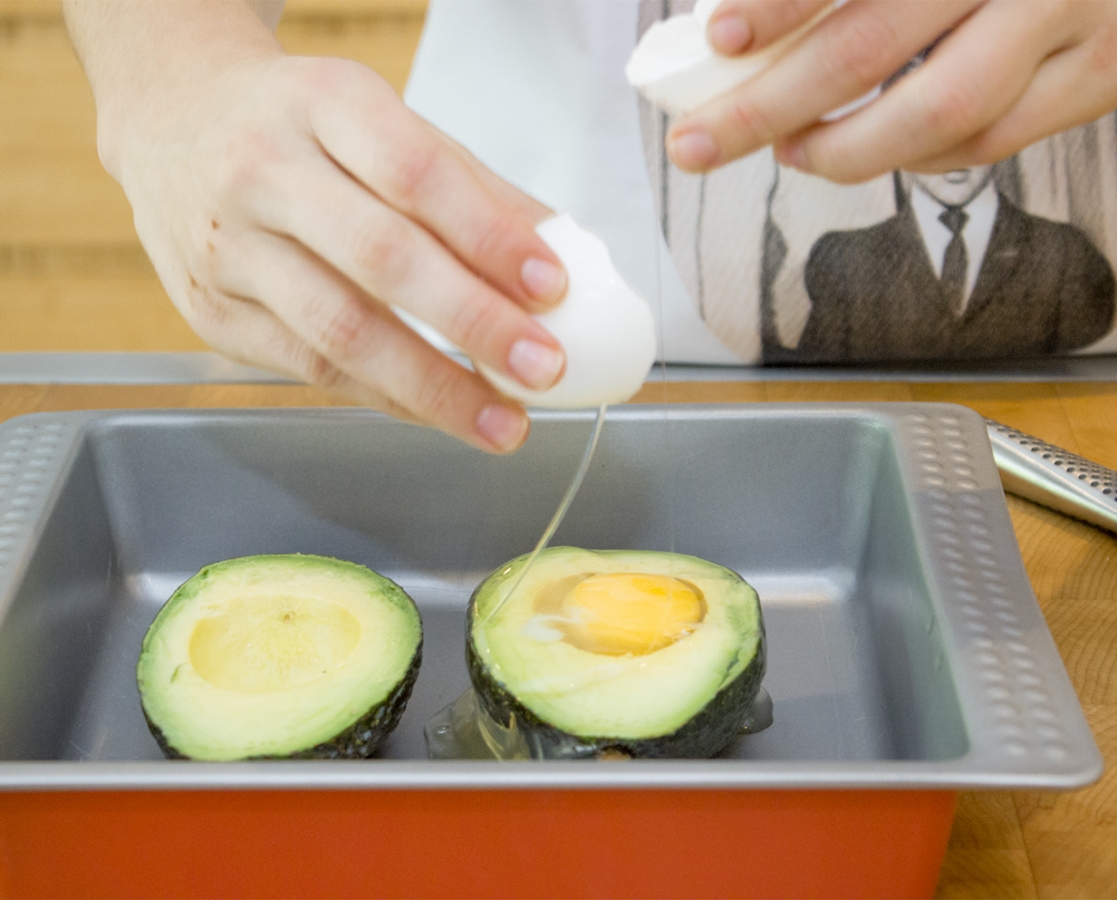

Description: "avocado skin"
147 639 422 760
466 599 766 760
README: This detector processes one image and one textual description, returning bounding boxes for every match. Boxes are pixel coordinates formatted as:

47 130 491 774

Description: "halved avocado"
467 547 765 759
137 554 422 760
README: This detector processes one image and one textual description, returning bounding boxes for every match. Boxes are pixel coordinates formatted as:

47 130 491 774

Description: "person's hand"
65 1 568 454
667 0 1117 183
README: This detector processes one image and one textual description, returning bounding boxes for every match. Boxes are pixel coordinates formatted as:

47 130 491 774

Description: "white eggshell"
626 1 836 117
478 214 657 409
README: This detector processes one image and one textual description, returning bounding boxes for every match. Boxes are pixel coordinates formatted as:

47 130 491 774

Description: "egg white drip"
478 214 656 409
519 615 566 644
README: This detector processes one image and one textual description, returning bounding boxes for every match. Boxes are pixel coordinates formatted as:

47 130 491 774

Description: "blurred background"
0 0 427 351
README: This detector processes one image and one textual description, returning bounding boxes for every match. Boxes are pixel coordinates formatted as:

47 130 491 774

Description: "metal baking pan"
0 403 1101 898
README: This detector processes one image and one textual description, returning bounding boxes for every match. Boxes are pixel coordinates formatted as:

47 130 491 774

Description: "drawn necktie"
939 205 969 316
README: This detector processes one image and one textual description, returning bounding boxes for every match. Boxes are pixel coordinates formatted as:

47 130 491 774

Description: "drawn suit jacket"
796 195 1116 362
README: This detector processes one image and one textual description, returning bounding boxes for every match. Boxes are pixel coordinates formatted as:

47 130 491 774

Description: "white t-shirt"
405 0 741 363
406 0 1117 365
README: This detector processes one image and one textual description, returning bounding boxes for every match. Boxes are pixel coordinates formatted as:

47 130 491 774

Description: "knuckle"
351 221 412 288
214 128 287 210
178 274 227 334
446 291 503 354
305 55 393 108
383 139 442 205
411 360 466 424
300 56 361 93
310 297 371 360
299 348 350 392
818 12 899 89
724 94 779 145
196 227 227 275
1085 23 1117 79
210 122 308 217
466 213 519 271
914 74 984 144
181 292 260 362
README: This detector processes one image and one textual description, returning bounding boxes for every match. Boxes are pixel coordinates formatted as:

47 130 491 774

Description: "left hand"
667 0 1117 183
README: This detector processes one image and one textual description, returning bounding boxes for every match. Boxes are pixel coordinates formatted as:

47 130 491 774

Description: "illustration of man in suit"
795 165 1116 362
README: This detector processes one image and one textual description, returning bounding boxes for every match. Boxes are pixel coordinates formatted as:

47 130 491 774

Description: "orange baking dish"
0 405 1101 898
1 787 956 898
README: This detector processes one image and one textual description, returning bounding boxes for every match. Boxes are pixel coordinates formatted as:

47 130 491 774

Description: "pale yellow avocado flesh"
138 555 422 760
188 593 362 693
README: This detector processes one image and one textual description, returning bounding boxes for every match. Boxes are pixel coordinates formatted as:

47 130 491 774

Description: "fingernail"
775 141 810 172
709 14 751 54
668 129 719 171
521 257 567 304
477 404 529 453
508 338 565 390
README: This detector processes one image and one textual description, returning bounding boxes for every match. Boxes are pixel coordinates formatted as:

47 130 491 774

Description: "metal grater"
985 418 1117 535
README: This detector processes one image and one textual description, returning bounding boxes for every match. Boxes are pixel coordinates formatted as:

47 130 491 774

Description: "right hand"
87 13 568 454
669 0 1117 183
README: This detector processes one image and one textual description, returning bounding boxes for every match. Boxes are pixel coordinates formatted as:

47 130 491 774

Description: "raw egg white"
479 214 657 409
626 0 836 116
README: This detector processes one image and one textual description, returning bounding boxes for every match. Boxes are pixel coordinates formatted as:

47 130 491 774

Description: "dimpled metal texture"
901 410 1076 772
0 420 72 607
985 418 1117 535
989 420 1117 495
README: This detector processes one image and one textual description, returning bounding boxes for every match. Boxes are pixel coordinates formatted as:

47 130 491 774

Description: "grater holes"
989 417 1117 498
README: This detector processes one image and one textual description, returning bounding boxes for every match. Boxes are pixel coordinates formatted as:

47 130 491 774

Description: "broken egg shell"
626 1 837 117
478 214 657 409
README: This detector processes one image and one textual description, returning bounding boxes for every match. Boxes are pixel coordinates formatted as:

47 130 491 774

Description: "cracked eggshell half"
478 214 657 409
627 0 836 116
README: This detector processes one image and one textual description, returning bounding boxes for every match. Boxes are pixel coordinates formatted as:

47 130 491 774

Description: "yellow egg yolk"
558 572 704 655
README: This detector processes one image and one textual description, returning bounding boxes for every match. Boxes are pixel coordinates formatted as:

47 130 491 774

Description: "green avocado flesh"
137 554 422 761
467 547 765 759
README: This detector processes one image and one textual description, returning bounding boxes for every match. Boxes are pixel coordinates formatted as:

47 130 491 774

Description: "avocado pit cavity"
188 593 361 692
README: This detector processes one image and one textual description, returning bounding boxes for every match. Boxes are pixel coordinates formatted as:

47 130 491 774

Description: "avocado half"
467 547 765 759
137 554 422 760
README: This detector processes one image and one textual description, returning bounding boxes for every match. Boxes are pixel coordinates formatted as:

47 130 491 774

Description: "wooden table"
0 377 1113 899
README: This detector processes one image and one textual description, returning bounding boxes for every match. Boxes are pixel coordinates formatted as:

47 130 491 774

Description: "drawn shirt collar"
910 178 999 308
